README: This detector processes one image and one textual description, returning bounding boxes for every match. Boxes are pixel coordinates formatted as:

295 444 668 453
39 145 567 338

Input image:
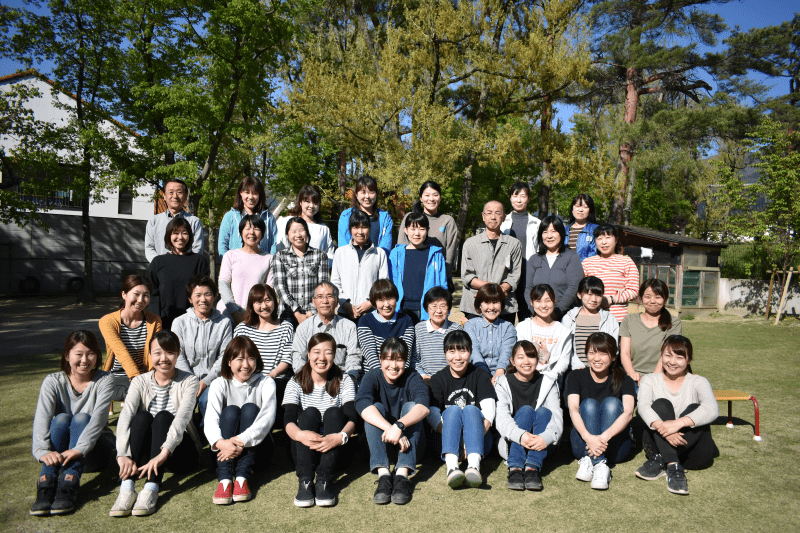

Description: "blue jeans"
440 405 493 459
570 397 631 466
216 403 273 481
364 402 422 474
40 413 92 478
507 406 552 470
198 386 209 424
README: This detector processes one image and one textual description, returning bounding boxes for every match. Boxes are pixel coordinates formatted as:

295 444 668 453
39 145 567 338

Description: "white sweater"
204 374 277 449
331 241 388 307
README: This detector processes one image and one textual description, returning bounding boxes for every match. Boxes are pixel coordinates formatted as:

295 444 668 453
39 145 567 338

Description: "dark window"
118 187 133 215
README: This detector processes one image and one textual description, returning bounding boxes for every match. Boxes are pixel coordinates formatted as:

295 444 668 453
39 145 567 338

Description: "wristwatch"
339 431 349 445
394 421 406 435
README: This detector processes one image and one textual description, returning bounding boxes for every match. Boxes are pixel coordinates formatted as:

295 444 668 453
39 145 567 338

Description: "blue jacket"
338 207 393 255
218 208 278 262
388 244 447 320
564 222 599 261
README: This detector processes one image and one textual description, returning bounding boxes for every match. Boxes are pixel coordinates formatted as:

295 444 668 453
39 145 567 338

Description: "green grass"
2 319 799 532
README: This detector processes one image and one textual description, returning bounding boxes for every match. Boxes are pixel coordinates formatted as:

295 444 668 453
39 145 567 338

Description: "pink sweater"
582 254 639 322
217 249 274 315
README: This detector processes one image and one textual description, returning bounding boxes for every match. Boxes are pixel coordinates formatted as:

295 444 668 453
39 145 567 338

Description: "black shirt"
429 363 497 410
565 368 636 404
506 372 543 416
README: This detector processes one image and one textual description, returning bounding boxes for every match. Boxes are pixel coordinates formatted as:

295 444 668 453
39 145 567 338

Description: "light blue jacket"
218 208 278 262
564 222 598 261
388 244 447 320
338 207 393 255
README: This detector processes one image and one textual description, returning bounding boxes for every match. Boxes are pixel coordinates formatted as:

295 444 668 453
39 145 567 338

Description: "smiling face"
579 290 602 313
532 292 554 320
164 182 187 213
482 201 505 232
299 198 320 221
510 189 530 213
189 284 215 317
150 341 178 380
122 285 150 314
351 223 370 246
420 187 441 215
356 187 377 212
253 293 276 323
511 347 538 381
241 188 260 214
67 342 97 379
241 220 263 248
595 233 617 257
541 224 561 253
308 340 335 378
572 199 590 224
642 287 666 316
312 284 337 318
229 352 257 383
287 221 309 251
170 227 190 253
661 346 689 379
446 346 470 378
426 298 449 329
375 296 397 320
479 298 502 322
587 346 614 378
404 223 428 247
380 354 406 384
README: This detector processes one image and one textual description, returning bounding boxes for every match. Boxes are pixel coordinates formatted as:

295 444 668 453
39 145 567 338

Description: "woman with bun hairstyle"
337 175 393 255
564 193 599 261
218 176 278 261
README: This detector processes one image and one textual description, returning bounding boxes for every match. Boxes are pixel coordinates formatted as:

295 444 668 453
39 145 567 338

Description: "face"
253 294 275 322
164 182 187 212
189 285 215 316
661 346 690 378
482 201 505 232
351 223 370 246
241 221 263 248
404 223 428 247
380 354 406 384
642 287 666 315
150 341 178 378
479 298 502 322
287 221 309 249
579 290 602 313
595 233 617 257
122 285 150 313
170 227 190 252
241 188 260 212
446 346 471 377
541 224 561 252
375 296 397 320
510 189 530 213
532 292 554 319
300 198 320 219
229 352 257 383
313 285 337 317
511 347 538 380
587 346 614 376
572 199 590 223
420 187 441 214
308 341 335 376
67 342 97 379
426 298 449 327
356 187 377 211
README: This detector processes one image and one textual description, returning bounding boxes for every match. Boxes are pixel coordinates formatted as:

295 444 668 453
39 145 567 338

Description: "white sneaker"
131 488 158 516
591 461 611 490
109 488 137 517
576 456 594 482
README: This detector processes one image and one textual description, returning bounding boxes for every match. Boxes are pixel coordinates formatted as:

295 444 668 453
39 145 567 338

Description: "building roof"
619 225 727 249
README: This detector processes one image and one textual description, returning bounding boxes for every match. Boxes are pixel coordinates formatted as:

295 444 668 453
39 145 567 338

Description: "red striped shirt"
582 254 640 322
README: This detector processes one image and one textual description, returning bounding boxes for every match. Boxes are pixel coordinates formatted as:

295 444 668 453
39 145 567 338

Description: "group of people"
29 176 719 517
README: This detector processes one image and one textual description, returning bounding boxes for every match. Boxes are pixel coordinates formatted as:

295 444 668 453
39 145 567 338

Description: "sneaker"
591 462 611 490
464 467 482 488
524 468 543 491
50 473 79 515
666 463 689 495
30 475 56 516
506 469 525 491
576 456 594 482
635 454 666 481
391 475 413 505
109 488 137 517
294 479 315 508
373 475 393 505
446 468 465 489
315 478 337 507
233 480 252 502
213 482 233 505
131 487 158 516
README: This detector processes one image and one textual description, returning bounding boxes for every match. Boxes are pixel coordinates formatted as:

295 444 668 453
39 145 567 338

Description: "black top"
147 252 210 330
506 372 543 416
489 238 498 251
355 241 371 263
355 368 429 423
565 368 636 404
402 247 429 311
429 363 497 411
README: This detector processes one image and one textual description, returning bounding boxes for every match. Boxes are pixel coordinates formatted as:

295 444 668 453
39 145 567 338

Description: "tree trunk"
77 192 95 303
623 166 635 226
538 181 550 218
338 148 348 215
208 206 218 281
610 67 640 225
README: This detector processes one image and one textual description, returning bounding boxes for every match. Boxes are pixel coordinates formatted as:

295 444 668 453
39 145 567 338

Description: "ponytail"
658 307 672 332
411 200 424 215
610 358 625 397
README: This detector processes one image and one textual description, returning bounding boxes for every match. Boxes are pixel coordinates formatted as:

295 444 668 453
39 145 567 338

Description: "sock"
467 453 481 470
377 467 391 478
143 482 159 494
121 479 135 491
445 454 459 471
395 468 409 478
525 466 538 471
220 479 232 490
235 476 246 486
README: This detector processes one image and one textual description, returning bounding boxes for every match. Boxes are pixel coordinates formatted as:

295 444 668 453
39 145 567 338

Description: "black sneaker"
373 475 393 505
635 454 666 481
391 475 413 505
666 463 689 495
315 478 337 507
506 469 525 491
50 473 79 515
294 479 315 508
524 468 543 491
30 475 55 516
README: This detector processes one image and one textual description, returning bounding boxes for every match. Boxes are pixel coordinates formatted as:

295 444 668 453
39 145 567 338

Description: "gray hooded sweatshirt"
173 307 233 386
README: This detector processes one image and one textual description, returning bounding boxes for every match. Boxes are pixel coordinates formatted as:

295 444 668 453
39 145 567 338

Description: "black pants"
216 404 274 481
290 407 351 482
641 399 715 469
129 410 199 485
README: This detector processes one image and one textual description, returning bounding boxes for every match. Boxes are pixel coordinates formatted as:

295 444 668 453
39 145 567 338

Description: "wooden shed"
618 225 727 311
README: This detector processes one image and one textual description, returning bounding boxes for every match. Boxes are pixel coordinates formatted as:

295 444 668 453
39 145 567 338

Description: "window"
118 187 133 215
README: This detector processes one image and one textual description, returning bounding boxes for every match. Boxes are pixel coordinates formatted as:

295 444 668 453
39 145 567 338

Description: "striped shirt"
112 320 147 374
272 246 330 315
147 377 176 416
281 374 356 418
567 224 584 252
574 314 601 365
413 320 463 376
357 312 416 372
582 254 640 322
234 322 294 375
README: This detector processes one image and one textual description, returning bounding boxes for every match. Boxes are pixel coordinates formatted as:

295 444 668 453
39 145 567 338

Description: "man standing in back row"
144 178 205 262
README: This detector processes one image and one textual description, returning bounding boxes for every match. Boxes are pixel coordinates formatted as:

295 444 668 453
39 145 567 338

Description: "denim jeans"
440 405 493 459
216 403 274 481
197 386 209 424
40 413 91 478
569 397 631 466
507 406 552 470
364 402 422 474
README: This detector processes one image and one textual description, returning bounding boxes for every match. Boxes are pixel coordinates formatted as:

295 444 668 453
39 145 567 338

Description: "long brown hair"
61 330 102 374
661 335 693 374
287 185 323 223
233 176 266 213
294 333 343 397
640 278 673 331
585 332 624 396
119 275 152 310
241 283 279 326
220 336 264 379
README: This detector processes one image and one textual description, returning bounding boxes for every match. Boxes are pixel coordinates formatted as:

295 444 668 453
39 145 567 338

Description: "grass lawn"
1 318 798 532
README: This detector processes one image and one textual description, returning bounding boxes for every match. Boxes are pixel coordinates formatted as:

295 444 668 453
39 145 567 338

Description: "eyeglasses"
428 305 449 312
314 295 336 301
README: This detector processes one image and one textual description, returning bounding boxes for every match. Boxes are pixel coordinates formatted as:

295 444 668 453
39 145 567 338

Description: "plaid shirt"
273 246 330 314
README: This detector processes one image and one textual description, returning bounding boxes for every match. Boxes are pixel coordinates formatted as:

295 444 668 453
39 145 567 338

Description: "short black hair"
348 208 372 230
285 216 310 237
186 275 218 300
238 214 267 239
508 181 531 197
369 279 399 305
163 178 188 194
443 329 472 354
474 283 505 313
567 193 596 225
164 217 194 253
404 210 429 229
577 276 604 296
423 286 452 313
151 330 181 354
380 336 409 363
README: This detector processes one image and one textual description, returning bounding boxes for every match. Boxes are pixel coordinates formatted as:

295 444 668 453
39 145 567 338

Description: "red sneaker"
213 482 233 505
233 480 252 502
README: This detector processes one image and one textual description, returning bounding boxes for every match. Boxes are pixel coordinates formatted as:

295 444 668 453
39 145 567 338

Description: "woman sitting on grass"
110 331 200 518
495 340 562 492
30 331 115 516
566 333 635 491
636 335 718 495
283 333 356 508
204 336 277 505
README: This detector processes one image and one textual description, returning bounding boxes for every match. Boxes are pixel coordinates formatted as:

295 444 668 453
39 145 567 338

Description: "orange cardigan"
99 309 162 377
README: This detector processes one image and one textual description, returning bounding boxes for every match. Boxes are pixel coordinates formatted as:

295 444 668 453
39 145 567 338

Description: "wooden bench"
714 390 762 441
